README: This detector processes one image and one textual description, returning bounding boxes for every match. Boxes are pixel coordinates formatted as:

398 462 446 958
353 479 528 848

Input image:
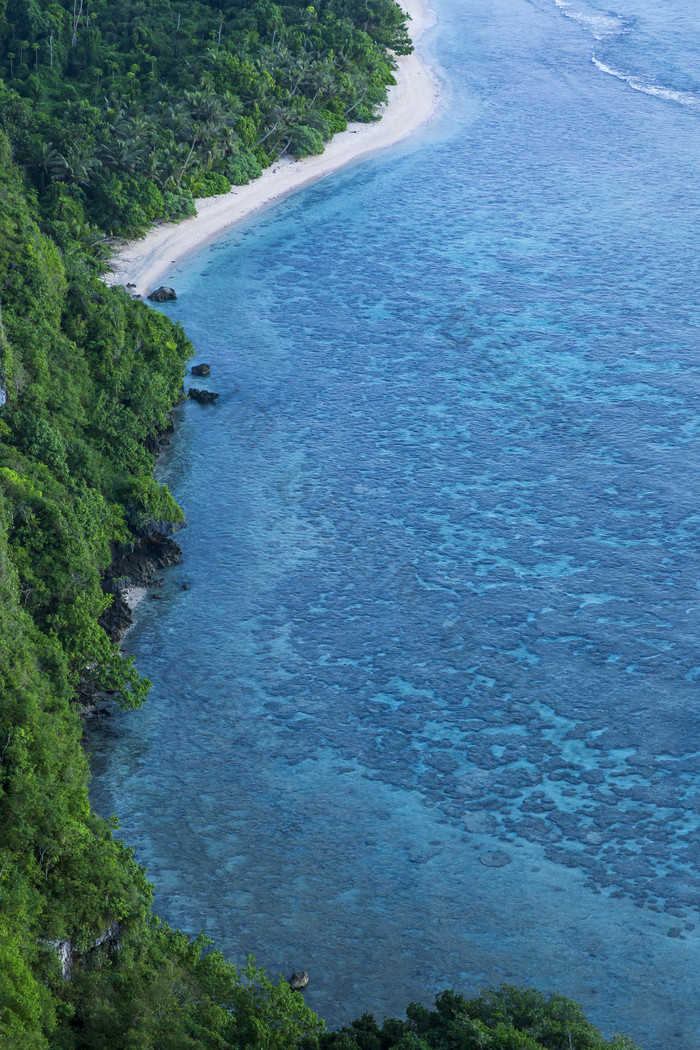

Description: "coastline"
105 0 438 296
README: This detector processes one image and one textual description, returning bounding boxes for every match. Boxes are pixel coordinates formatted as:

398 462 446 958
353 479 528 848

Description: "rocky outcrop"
46 939 78 981
147 286 177 302
99 530 183 643
144 416 175 457
288 971 309 991
47 921 121 980
190 363 211 377
99 591 135 640
188 387 219 403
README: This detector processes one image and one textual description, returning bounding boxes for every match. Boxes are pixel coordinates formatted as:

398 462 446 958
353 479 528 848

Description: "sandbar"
105 0 438 295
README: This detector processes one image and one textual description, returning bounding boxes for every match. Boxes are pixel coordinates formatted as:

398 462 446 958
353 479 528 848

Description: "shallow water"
89 0 700 1045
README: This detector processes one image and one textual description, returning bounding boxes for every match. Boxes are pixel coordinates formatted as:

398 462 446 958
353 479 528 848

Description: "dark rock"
188 387 219 404
147 286 177 302
143 415 175 458
182 583 190 590
81 689 117 720
191 363 211 377
98 592 133 641
99 534 183 643
288 971 309 991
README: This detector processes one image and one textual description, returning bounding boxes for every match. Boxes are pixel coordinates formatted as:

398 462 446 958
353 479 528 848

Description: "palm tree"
253 102 291 157
174 90 228 185
307 58 336 106
344 74 371 118
25 142 65 189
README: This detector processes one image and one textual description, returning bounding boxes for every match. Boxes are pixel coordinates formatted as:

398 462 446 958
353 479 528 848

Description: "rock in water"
188 387 219 404
479 850 512 868
148 286 177 302
191 363 211 376
288 971 309 991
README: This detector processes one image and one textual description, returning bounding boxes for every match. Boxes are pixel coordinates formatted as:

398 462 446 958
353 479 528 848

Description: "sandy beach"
105 0 438 295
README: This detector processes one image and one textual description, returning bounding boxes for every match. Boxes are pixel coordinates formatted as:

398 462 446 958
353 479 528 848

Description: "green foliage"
0 6 643 1050
88 173 165 236
319 987 642 1050
289 123 325 158
0 122 192 1046
56 938 325 1050
0 0 410 237
189 169 232 199
224 147 263 186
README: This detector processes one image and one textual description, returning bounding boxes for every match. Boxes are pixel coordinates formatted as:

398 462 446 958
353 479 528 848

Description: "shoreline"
105 0 439 296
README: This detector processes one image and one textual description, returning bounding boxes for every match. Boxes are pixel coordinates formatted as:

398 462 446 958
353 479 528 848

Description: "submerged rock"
148 286 177 302
479 850 512 868
191 363 211 376
288 971 309 991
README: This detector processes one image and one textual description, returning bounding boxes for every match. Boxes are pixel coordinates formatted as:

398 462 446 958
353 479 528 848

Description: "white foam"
553 0 624 40
551 0 700 111
591 54 700 109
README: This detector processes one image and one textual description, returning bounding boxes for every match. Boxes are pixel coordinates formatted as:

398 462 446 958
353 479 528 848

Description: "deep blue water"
89 0 700 1045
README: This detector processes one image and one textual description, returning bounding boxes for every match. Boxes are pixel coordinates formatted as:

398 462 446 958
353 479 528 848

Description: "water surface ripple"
90 0 700 1046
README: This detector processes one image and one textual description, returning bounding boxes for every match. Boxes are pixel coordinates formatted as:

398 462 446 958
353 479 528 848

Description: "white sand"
105 0 438 295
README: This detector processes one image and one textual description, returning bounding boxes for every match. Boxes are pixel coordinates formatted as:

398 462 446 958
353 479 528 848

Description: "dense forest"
0 0 410 237
0 0 640 1047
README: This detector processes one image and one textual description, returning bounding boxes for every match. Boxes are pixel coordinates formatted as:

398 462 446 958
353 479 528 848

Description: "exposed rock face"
99 591 135 639
190 363 211 376
144 417 175 457
46 939 78 980
47 921 121 980
188 387 219 403
147 286 177 302
288 971 309 991
99 531 183 643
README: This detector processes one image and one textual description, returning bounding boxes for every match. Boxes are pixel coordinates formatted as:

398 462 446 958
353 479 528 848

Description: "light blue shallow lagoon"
89 0 700 1045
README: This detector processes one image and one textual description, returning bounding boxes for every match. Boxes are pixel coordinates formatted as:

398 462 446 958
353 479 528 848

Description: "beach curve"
105 0 438 296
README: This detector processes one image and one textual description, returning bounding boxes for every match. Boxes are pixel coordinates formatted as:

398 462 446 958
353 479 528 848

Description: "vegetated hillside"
0 0 411 238
0 1 641 1047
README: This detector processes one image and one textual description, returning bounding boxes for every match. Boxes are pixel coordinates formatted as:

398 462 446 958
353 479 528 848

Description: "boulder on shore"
148 286 177 302
191 363 211 377
288 972 309 991
188 387 219 404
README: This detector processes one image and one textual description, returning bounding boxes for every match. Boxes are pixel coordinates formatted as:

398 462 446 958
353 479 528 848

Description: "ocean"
89 0 700 1045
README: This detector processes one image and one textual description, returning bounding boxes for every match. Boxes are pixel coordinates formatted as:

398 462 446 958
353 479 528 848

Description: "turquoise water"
89 0 700 1045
